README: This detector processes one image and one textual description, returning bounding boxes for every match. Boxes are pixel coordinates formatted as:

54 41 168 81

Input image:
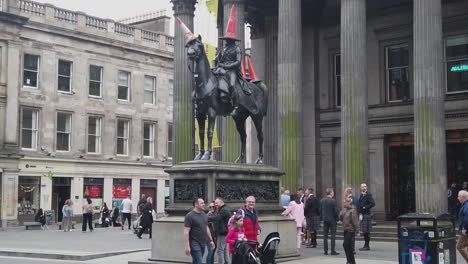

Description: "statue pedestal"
144 161 298 263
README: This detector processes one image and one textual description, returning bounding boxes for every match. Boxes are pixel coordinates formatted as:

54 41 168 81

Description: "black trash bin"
397 213 456 264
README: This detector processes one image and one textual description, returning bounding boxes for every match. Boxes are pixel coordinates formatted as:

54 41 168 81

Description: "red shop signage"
85 186 103 198
113 185 130 199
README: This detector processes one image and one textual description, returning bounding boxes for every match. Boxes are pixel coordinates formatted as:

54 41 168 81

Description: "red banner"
113 185 130 199
86 186 102 198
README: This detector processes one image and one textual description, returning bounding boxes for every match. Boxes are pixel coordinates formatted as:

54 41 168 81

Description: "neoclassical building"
0 0 174 226
171 0 468 220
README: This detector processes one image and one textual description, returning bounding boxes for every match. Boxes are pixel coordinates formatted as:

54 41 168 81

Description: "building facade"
172 0 468 220
0 0 174 226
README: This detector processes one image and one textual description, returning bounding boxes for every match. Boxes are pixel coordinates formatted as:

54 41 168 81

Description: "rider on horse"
214 5 252 116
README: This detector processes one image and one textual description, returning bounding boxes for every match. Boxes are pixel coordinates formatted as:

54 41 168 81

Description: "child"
226 214 247 258
339 197 359 264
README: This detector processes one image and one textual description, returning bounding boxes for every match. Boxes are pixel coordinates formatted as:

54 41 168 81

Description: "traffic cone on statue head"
176 17 199 45
219 5 239 41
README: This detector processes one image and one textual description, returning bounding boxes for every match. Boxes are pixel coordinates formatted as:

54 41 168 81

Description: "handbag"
152 209 157 221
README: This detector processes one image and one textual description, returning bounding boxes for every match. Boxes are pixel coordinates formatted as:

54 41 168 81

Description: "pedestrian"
206 201 216 264
340 197 359 264
281 189 291 208
358 183 375 251
184 197 215 264
213 197 231 264
100 202 110 227
304 188 320 248
111 201 120 227
62 199 74 232
281 193 305 255
238 196 260 244
82 198 94 232
320 188 339 256
457 190 468 262
226 214 246 263
344 187 358 254
297 188 305 203
137 196 154 239
448 182 459 218
35 208 48 230
137 194 146 216
121 194 133 230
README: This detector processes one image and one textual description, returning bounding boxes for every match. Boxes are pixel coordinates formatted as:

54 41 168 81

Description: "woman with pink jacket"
281 194 305 254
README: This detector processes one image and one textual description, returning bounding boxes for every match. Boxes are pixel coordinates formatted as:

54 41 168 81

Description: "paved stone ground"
0 225 465 264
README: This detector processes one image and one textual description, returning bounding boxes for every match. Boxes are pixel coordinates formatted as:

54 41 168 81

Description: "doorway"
140 179 157 209
387 145 416 219
52 177 71 222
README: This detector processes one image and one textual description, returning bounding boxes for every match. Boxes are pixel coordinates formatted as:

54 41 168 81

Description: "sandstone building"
0 0 174 226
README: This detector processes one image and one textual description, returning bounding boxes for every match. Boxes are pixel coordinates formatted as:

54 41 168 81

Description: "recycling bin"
397 213 456 264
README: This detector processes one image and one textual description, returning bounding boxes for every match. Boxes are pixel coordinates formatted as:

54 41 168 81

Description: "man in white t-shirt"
121 195 133 230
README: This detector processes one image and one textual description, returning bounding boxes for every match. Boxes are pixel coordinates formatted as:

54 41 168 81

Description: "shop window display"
83 178 103 210
18 176 41 216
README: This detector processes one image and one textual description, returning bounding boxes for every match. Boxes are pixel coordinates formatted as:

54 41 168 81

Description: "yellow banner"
195 118 220 148
204 43 217 65
205 0 218 18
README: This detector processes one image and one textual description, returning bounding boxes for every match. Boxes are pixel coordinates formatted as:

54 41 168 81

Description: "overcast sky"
34 0 173 20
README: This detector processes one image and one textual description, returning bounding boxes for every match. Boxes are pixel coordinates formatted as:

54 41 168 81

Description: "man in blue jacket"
457 190 468 261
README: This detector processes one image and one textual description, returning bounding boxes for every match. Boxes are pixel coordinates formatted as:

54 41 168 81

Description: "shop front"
17 176 41 224
140 179 157 205
84 178 104 210
112 178 131 209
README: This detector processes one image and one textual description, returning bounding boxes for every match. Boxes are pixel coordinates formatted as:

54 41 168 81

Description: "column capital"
171 0 196 17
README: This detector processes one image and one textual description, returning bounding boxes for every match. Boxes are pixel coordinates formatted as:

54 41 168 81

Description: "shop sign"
113 185 130 199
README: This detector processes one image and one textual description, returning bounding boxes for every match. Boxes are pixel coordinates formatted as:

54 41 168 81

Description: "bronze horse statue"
186 36 268 164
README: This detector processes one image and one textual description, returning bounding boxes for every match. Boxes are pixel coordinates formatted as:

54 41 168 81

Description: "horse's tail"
254 81 268 116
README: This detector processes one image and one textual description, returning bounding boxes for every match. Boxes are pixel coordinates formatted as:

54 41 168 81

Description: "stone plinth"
150 216 297 263
165 161 284 215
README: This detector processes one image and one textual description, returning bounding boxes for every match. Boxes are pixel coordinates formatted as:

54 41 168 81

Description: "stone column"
221 0 245 162
264 15 278 167
413 0 446 213
1 169 19 229
171 0 197 164
278 0 302 189
340 0 369 192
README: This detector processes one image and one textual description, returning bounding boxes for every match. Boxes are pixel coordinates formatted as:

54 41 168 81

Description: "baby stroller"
233 232 280 264
133 215 142 235
257 232 280 264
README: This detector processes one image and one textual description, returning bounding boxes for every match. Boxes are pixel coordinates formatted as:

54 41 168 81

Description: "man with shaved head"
457 190 468 261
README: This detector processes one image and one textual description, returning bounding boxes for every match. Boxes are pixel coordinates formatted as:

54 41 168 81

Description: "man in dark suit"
304 188 320 248
320 188 339 255
358 183 375 251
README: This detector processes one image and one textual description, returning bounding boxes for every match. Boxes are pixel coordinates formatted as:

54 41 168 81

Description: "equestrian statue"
176 5 268 164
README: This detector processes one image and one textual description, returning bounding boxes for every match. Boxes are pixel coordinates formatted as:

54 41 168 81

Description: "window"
118 71 130 101
87 116 102 154
23 54 39 88
334 54 341 107
143 122 156 158
386 45 410 102
144 75 156 104
58 60 72 92
167 122 173 158
89 65 103 97
56 112 72 151
446 35 468 94
117 119 129 155
18 176 41 218
21 108 38 149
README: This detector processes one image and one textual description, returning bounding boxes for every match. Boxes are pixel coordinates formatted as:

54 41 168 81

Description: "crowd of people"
33 193 155 237
280 183 375 264
184 196 259 264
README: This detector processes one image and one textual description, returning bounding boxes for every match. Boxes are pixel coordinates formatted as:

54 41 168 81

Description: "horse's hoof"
201 152 211 160
235 156 245 163
255 158 263 165
194 152 204 160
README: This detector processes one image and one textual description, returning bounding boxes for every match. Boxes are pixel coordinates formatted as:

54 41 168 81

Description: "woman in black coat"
101 202 110 227
137 197 153 239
